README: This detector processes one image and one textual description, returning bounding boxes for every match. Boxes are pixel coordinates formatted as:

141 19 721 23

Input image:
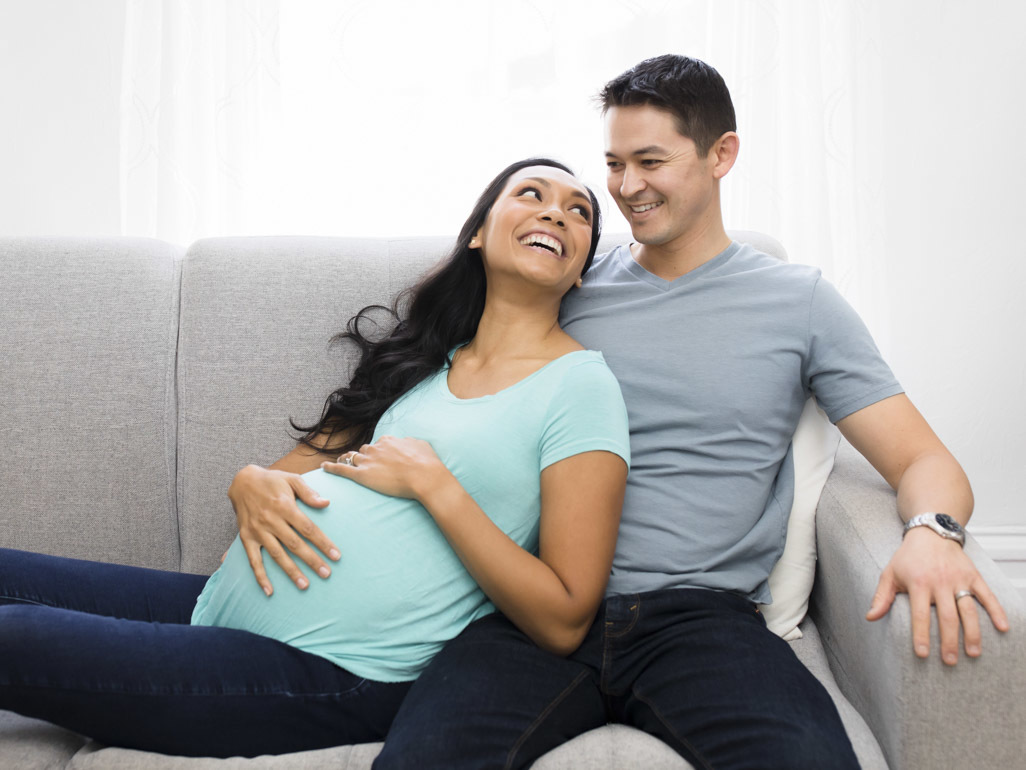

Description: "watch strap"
902 512 966 547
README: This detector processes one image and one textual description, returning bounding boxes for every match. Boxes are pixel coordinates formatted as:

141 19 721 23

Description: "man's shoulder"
575 242 823 301
722 242 820 279
588 242 629 273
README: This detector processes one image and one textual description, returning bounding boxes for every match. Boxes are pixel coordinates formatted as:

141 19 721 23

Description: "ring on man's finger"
954 589 974 602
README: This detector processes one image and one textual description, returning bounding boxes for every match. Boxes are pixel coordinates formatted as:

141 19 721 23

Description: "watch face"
935 513 962 532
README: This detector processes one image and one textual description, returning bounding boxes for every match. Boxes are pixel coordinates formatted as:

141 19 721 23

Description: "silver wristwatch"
902 512 965 547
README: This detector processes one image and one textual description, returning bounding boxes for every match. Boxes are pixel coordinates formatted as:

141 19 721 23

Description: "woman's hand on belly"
322 436 453 503
229 464 342 596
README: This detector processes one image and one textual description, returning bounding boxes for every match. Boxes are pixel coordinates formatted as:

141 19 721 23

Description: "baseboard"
968 525 1026 603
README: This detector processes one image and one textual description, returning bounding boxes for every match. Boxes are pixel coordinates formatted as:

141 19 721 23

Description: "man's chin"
614 206 671 245
628 226 667 246
619 215 663 245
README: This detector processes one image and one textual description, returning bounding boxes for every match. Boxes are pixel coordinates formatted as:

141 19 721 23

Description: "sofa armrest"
810 441 1026 770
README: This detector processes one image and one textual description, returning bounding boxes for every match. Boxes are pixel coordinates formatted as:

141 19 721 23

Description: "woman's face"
472 166 594 295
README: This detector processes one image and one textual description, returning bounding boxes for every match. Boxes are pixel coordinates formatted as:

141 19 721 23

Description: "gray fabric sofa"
1 234 1023 770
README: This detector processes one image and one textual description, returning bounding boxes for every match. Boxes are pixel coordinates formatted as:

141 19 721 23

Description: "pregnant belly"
192 469 485 657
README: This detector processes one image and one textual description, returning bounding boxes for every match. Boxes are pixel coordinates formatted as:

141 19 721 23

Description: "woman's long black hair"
292 157 603 454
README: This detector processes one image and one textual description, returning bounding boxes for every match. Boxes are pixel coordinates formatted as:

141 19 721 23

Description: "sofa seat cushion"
0 710 86 769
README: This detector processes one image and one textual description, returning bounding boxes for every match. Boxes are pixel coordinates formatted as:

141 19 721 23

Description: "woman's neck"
462 293 576 364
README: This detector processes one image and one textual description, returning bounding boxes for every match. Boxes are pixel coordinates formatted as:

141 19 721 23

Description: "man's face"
604 104 719 249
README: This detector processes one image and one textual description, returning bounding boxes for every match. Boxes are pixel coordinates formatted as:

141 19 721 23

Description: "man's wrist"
902 512 966 547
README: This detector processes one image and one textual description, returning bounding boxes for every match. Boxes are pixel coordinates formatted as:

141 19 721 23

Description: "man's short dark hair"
599 54 736 156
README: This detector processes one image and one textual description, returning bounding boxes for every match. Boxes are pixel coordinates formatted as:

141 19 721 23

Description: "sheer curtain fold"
117 1 886 338
120 0 282 243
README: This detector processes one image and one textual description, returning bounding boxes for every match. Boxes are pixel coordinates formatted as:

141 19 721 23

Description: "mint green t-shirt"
191 350 630 682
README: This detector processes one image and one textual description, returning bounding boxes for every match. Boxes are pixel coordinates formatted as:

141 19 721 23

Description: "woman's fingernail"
329 548 341 560
297 577 309 589
318 566 330 578
263 585 272 597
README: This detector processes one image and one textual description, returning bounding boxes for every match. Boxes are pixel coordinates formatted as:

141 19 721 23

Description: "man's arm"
836 393 1009 665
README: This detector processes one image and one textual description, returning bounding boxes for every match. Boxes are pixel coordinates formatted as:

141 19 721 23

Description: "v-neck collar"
616 241 741 291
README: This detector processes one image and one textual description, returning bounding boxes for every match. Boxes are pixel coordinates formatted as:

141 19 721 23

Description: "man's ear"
711 131 740 180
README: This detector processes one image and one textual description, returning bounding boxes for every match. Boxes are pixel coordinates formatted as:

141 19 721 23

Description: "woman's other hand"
321 436 453 502
228 464 340 596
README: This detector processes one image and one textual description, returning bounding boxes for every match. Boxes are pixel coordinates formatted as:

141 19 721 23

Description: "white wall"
0 1 125 236
877 7 1026 593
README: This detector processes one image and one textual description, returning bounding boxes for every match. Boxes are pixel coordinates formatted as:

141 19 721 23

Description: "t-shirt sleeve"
538 358 631 471
805 276 904 423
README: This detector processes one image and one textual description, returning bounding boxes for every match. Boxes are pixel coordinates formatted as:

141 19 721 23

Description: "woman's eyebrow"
523 177 591 204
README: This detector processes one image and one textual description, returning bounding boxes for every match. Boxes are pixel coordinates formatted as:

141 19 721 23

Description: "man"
238 56 1009 768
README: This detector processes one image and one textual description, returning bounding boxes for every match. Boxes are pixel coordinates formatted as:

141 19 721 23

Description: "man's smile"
628 201 663 214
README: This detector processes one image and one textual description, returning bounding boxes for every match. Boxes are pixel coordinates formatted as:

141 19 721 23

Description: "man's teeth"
520 234 563 256
631 202 662 213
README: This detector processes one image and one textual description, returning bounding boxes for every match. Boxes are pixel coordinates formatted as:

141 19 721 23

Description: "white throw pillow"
759 398 842 640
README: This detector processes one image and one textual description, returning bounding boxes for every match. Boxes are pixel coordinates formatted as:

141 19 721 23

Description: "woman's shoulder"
541 346 608 373
543 349 623 399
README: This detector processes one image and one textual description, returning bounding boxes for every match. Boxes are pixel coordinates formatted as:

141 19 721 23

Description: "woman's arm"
228 437 343 596
324 437 627 655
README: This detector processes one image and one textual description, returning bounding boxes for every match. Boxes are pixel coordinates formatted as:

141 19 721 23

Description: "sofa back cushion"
175 236 448 574
0 237 183 569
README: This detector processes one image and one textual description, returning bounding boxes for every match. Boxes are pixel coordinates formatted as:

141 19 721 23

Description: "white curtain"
120 0 282 241
118 1 887 333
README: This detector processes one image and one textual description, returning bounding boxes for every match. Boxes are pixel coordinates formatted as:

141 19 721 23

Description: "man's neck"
632 224 732 282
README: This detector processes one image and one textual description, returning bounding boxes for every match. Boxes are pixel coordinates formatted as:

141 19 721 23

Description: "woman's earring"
575 277 583 288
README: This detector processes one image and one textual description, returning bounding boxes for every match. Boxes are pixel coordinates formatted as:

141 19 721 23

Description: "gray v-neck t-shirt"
560 242 902 602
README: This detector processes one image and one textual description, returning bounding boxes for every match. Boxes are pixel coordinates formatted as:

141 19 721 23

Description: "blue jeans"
375 588 858 770
0 548 411 757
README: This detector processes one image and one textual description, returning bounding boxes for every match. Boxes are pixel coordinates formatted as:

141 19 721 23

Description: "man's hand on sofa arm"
228 463 339 596
866 530 1009 664
836 394 1009 665
816 453 1025 770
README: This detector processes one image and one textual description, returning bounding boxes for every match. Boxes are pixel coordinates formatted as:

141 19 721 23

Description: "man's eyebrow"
605 146 665 158
524 177 592 204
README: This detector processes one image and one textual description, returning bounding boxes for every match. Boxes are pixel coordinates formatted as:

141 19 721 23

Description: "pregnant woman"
0 158 629 757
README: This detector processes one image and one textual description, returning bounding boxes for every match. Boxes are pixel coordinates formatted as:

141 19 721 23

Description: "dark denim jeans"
0 548 410 757
375 587 859 770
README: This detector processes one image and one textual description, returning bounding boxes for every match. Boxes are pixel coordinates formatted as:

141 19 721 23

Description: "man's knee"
760 721 859 770
375 668 604 770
